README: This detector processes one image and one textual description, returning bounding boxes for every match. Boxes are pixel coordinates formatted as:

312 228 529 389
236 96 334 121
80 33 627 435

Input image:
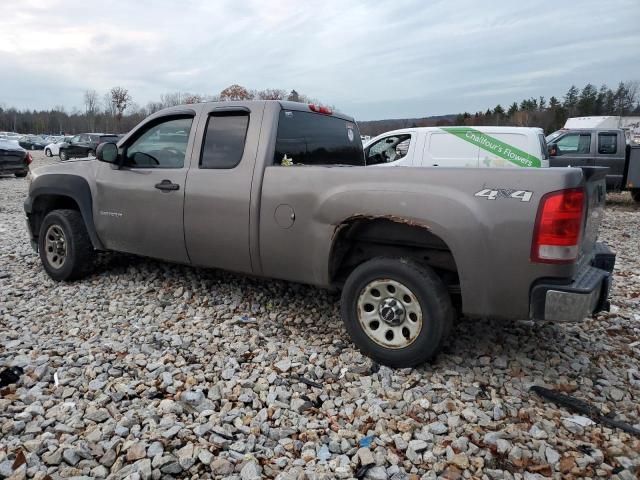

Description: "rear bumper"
0 164 28 174
530 243 615 322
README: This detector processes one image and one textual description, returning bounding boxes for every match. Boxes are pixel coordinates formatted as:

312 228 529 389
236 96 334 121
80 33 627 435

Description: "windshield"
274 109 364 166
545 130 564 143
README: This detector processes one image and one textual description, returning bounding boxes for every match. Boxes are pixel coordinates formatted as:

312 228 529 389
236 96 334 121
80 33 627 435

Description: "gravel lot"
1 152 639 480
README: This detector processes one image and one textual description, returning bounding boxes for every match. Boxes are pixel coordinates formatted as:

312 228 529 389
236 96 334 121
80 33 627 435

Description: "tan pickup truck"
24 101 615 367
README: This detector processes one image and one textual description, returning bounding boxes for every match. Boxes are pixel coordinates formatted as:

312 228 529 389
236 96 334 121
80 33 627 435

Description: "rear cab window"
274 109 364 166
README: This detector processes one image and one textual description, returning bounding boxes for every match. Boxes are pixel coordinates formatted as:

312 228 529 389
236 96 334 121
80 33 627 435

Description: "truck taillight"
308 104 332 115
25 152 33 165
531 188 585 263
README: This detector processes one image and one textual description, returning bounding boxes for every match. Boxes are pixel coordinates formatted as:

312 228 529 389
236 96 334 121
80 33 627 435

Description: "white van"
364 126 549 168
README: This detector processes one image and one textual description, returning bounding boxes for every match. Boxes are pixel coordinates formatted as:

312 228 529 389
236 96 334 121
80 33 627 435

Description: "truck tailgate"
580 167 607 261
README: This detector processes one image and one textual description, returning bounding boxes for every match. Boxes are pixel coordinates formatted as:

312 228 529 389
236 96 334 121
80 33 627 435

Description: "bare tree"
183 93 203 104
219 84 254 101
110 86 132 132
257 88 287 100
83 89 99 131
160 92 183 107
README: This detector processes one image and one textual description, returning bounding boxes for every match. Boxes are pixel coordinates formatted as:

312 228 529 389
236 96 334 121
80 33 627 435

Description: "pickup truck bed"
24 101 616 367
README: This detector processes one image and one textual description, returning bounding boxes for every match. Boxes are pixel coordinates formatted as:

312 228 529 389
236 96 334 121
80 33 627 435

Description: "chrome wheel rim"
356 279 423 349
44 225 67 269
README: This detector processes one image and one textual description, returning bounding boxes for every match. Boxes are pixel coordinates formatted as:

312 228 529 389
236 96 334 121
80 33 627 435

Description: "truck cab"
547 128 627 190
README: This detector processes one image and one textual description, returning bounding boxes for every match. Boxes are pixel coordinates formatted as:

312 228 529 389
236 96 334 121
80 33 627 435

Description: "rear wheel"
15 171 28 178
631 189 640 203
87 149 95 158
45 148 52 157
341 257 454 367
38 209 95 281
59 150 68 161
30 145 36 150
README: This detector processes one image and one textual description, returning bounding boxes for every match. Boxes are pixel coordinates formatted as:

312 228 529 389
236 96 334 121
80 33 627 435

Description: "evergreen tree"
577 83 597 115
563 85 579 115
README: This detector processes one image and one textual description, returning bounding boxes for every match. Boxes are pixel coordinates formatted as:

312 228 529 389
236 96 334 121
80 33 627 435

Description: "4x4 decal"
474 188 533 202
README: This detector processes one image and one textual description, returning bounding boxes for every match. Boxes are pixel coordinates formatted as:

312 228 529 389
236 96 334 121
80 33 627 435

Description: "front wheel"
631 189 640 203
87 149 95 158
38 209 95 281
15 171 28 178
341 257 454 367
45 148 52 157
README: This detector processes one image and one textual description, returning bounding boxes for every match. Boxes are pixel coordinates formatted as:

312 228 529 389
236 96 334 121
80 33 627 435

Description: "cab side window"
365 134 411 165
555 133 591 155
598 133 617 154
124 117 193 168
200 113 249 169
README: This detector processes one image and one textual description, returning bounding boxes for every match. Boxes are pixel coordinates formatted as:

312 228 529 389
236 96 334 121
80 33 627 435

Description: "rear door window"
200 113 249 169
597 133 617 154
274 110 363 166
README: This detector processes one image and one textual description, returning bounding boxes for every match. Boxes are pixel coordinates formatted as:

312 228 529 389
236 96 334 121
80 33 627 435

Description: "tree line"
358 81 640 136
0 84 322 135
452 81 639 133
1 81 638 136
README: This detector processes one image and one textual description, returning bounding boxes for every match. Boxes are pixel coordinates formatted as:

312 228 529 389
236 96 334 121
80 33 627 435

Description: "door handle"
155 180 180 192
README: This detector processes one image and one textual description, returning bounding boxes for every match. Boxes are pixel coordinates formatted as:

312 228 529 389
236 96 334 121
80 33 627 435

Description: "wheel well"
329 217 461 302
29 195 81 241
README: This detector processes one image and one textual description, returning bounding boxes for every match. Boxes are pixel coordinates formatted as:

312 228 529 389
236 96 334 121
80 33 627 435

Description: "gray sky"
1 0 639 120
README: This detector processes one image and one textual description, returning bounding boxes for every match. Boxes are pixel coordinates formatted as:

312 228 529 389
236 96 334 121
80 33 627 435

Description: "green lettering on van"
440 127 541 168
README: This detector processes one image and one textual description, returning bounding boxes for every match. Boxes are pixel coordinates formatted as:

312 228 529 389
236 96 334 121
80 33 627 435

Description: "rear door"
66 135 82 156
183 104 264 273
549 131 594 168
94 114 195 262
595 131 625 189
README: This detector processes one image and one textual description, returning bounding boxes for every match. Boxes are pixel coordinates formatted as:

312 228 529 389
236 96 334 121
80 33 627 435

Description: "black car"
18 135 48 150
59 133 119 160
0 140 31 177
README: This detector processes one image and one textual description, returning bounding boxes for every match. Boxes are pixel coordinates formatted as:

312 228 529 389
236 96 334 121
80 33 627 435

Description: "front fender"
25 174 104 250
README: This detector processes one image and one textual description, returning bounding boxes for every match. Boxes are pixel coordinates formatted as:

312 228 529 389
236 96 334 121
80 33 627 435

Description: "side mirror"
548 144 558 156
97 142 119 164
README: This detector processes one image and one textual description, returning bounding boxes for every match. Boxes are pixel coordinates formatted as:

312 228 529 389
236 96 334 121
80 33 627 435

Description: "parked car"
25 101 615 367
547 128 640 201
364 126 549 168
44 136 73 157
0 139 32 177
58 133 119 160
19 135 48 150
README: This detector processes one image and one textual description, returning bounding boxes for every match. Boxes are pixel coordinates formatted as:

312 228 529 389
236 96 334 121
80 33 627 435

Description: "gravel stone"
211 458 234 475
241 460 262 480
0 155 638 479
